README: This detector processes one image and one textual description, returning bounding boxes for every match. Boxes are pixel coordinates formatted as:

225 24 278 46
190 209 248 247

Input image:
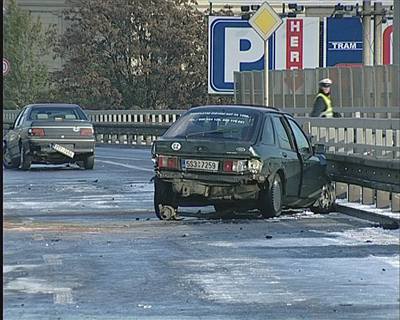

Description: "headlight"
248 159 262 174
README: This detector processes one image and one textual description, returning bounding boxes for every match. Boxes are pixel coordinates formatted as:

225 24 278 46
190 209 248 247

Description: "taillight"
157 155 178 169
80 128 93 136
223 160 233 172
28 128 45 136
223 160 248 173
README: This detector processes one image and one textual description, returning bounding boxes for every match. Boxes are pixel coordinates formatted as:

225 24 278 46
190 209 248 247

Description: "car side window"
261 116 275 145
288 118 311 154
272 116 294 150
13 109 27 128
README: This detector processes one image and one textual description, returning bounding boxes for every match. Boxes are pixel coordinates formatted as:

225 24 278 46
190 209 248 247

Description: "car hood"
154 138 256 159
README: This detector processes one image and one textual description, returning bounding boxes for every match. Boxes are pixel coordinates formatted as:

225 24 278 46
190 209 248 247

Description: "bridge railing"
3 109 399 214
297 118 400 158
87 109 183 124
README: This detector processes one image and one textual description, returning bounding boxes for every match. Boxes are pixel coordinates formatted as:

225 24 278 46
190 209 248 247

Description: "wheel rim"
272 179 282 212
320 184 334 209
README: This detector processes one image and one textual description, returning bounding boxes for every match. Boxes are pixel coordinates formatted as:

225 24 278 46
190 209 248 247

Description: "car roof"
188 104 293 118
26 103 82 109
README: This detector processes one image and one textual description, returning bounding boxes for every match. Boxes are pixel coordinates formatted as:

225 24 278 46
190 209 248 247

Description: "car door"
256 115 281 175
286 118 325 199
271 115 301 199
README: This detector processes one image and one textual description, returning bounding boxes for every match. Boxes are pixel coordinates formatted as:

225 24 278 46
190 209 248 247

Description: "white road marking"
96 159 153 172
175 258 293 304
3 265 40 273
53 288 73 304
96 155 145 161
5 277 74 304
5 256 74 305
43 254 63 266
371 255 400 268
314 228 400 246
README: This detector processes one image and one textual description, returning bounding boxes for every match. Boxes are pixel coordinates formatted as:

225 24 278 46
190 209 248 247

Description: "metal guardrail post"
362 187 375 205
392 194 400 212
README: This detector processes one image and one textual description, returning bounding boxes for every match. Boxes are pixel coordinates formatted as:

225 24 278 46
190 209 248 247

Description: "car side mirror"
312 143 326 154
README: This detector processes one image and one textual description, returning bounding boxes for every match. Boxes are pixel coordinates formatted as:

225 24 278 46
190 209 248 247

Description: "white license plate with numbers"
51 143 75 158
184 159 219 171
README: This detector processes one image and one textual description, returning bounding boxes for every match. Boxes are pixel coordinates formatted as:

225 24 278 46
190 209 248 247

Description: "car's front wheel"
259 173 283 218
3 142 19 169
310 182 336 214
154 177 177 220
19 144 32 170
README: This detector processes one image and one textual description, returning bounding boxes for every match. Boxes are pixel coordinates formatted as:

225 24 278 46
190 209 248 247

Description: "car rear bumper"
157 169 263 184
157 169 264 202
27 138 95 162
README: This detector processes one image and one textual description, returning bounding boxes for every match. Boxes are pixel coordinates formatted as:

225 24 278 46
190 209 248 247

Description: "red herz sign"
286 19 303 70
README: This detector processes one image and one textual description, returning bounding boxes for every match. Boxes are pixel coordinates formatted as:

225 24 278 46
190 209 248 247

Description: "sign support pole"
264 40 269 106
248 2 282 106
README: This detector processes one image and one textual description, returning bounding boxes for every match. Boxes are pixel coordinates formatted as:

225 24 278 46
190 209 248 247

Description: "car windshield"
164 109 260 141
28 106 88 121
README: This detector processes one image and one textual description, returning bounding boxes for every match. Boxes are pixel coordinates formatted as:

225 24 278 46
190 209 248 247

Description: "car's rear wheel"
310 182 336 214
154 177 177 220
259 173 283 218
83 155 95 170
19 144 32 170
3 142 19 169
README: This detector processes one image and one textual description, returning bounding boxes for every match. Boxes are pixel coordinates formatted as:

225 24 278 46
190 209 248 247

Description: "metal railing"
234 64 400 109
3 109 399 156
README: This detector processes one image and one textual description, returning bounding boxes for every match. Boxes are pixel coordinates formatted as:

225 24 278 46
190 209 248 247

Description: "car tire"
259 174 283 218
154 177 177 220
83 155 95 170
3 143 19 169
19 144 32 170
310 182 336 214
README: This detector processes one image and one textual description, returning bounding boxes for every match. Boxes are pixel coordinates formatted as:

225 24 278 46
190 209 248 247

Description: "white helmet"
319 78 333 87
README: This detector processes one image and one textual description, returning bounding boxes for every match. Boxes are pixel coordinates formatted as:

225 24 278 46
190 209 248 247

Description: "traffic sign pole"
264 40 269 106
248 2 282 107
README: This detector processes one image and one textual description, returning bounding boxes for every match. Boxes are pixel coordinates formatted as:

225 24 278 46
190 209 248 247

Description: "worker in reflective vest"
311 78 335 118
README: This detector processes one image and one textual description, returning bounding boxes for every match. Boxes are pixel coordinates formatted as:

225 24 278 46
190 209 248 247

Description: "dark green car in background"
152 105 335 220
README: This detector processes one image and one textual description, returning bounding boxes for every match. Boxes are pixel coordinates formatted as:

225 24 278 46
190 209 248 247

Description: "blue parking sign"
208 17 273 94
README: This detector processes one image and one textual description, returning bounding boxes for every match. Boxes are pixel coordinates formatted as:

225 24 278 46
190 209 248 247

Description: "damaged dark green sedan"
152 105 335 220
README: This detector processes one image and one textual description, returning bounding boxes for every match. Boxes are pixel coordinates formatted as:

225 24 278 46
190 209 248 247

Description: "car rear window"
164 109 260 141
28 107 88 121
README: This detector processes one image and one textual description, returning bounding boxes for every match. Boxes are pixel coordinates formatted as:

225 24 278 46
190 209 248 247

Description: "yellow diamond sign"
249 2 283 41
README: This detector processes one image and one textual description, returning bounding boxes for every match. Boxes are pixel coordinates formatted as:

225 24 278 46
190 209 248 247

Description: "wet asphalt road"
3 146 400 320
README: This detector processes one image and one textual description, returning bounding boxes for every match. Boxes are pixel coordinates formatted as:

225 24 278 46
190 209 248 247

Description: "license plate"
184 159 219 171
51 143 75 158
